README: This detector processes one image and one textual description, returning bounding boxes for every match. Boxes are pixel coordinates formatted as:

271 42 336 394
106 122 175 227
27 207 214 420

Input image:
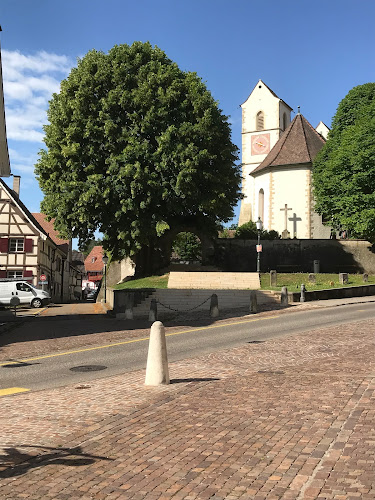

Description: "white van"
0 279 51 308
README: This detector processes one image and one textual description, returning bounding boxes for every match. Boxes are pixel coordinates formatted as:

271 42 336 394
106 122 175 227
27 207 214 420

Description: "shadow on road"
0 445 112 478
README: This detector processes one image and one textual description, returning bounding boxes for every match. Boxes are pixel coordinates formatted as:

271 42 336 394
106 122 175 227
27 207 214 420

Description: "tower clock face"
251 133 270 155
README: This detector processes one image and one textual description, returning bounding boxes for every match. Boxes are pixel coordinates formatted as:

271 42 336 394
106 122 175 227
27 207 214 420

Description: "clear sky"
0 0 374 247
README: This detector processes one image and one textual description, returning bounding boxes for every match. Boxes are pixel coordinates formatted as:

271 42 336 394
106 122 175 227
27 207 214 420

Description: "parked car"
85 289 97 302
0 279 51 308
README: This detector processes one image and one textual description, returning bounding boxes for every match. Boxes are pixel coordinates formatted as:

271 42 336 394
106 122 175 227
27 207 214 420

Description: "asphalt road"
1 301 375 393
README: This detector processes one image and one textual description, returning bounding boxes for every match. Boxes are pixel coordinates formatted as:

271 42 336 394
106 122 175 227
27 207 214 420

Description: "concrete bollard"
149 299 158 322
125 292 134 320
300 283 306 302
145 321 170 386
249 290 257 313
270 270 277 287
210 293 219 318
281 286 288 306
363 273 369 283
308 273 316 284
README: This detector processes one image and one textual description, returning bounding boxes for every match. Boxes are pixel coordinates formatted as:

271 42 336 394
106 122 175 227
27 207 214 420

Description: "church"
238 80 331 239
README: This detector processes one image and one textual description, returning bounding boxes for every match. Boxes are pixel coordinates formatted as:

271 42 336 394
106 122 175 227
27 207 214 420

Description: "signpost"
40 274 47 292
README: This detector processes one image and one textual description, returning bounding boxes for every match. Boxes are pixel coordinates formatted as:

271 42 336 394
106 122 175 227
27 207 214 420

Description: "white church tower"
238 80 292 226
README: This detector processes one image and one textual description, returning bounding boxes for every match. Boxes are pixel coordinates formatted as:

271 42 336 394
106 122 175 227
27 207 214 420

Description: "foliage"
35 42 241 260
313 83 375 240
260 273 375 292
172 232 201 261
234 221 279 240
79 238 103 256
113 274 169 289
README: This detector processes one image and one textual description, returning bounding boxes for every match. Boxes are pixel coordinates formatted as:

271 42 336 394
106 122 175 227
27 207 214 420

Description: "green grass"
113 274 169 290
260 273 375 292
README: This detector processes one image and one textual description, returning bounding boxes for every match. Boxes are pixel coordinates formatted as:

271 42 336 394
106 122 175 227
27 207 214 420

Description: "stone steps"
131 289 278 318
167 272 261 290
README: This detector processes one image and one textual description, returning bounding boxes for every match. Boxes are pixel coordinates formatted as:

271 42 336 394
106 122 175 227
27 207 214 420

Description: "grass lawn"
113 274 169 290
260 273 375 292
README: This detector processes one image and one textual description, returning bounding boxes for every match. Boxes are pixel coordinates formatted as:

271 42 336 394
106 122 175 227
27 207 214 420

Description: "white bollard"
145 321 170 386
210 293 219 318
149 299 157 322
249 290 257 313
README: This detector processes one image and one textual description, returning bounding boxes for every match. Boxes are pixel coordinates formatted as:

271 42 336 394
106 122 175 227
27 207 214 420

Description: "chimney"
13 175 20 197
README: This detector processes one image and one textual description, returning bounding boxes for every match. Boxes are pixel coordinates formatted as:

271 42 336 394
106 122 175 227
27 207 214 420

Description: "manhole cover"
258 370 284 375
70 365 107 372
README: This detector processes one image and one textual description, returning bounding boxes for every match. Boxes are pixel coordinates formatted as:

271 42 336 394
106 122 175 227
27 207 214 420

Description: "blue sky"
0 0 374 247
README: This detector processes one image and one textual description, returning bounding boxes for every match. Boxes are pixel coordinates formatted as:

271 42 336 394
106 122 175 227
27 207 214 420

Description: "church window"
256 111 264 131
258 189 264 222
283 113 287 130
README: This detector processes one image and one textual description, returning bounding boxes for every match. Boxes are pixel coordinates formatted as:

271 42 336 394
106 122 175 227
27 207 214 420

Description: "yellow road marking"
0 314 280 367
32 307 47 316
0 387 30 397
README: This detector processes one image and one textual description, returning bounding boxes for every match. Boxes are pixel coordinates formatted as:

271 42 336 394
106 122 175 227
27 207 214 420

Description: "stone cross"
280 204 292 231
288 213 302 238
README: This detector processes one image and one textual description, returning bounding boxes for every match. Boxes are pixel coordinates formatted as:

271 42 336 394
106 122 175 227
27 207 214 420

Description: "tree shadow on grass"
0 445 112 478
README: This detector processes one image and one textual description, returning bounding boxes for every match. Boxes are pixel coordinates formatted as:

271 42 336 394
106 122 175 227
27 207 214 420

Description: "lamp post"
102 255 109 303
256 217 263 273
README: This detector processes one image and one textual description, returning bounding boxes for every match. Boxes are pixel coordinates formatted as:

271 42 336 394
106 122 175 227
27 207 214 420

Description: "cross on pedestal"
280 204 292 231
288 213 302 238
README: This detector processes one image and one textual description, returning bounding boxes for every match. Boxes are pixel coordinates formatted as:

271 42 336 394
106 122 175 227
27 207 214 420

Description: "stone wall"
214 238 375 274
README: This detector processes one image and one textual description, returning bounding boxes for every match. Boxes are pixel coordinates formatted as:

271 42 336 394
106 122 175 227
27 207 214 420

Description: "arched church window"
283 112 287 131
256 111 264 131
258 189 264 222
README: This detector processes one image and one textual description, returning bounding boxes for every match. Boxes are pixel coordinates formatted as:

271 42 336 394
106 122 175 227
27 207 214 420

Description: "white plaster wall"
253 174 271 229
315 121 330 139
269 167 310 238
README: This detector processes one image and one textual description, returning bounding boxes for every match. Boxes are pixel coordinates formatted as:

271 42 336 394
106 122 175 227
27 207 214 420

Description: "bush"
234 222 280 240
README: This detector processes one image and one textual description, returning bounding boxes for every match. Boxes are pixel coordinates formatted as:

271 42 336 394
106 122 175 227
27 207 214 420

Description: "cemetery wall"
214 238 375 274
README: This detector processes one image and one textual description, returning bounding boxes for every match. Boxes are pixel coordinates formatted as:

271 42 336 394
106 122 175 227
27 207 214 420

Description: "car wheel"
31 298 43 308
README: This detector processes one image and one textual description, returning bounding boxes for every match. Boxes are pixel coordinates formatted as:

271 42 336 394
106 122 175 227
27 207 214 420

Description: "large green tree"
36 42 240 259
313 83 375 240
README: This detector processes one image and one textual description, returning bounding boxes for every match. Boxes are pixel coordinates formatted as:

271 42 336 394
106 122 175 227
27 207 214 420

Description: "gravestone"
339 273 348 285
281 229 291 239
363 273 369 283
308 273 316 284
270 270 277 287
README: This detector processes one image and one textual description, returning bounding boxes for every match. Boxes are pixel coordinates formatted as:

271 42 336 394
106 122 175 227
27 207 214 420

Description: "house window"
91 257 96 263
9 238 24 252
256 111 264 131
7 270 23 279
283 112 287 131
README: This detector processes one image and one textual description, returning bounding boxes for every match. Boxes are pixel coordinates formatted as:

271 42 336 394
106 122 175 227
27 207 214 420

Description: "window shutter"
24 239 33 253
0 238 8 253
0 270 6 278
23 270 33 277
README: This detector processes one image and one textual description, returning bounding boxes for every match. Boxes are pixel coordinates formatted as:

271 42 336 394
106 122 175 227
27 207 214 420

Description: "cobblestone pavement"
0 307 375 498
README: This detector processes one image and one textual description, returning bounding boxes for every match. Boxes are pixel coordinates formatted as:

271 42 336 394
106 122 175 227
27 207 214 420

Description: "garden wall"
213 239 375 274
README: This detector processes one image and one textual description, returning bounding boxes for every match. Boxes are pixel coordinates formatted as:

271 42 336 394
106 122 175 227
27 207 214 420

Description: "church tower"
238 80 292 226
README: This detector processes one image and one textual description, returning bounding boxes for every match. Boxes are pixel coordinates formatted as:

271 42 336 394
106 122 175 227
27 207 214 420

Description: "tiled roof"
251 114 325 175
84 246 105 272
31 213 70 254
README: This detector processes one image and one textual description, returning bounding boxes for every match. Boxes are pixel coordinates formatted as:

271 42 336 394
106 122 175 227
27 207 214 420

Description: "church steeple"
0 27 11 177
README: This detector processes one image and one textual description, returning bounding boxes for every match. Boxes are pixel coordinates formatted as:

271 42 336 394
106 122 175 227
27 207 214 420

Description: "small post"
363 273 369 283
300 284 306 302
145 321 169 386
149 299 158 322
339 273 348 285
125 292 134 320
281 286 288 306
313 260 320 274
270 270 277 287
249 290 257 313
210 293 219 318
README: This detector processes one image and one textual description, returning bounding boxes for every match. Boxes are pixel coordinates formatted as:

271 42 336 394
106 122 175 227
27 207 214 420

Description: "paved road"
1 300 375 393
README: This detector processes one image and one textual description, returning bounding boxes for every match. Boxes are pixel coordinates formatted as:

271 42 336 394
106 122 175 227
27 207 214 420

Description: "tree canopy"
313 83 375 240
36 42 241 260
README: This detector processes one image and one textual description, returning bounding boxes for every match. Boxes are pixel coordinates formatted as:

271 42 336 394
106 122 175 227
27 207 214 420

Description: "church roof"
251 113 325 175
0 32 10 177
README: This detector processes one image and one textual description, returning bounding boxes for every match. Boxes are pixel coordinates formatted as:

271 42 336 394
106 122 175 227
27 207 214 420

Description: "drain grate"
70 365 107 372
258 370 284 375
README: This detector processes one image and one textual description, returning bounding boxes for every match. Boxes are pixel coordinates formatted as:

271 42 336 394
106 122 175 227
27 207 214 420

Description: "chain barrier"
156 295 212 313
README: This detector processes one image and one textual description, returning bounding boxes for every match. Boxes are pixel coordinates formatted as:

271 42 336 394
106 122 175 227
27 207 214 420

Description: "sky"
0 0 374 248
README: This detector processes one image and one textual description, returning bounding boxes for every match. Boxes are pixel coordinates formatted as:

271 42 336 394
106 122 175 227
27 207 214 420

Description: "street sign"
256 244 262 253
40 274 47 281
38 281 48 285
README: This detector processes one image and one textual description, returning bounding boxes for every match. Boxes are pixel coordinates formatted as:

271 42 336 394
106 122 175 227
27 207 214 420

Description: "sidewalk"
1 304 375 498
